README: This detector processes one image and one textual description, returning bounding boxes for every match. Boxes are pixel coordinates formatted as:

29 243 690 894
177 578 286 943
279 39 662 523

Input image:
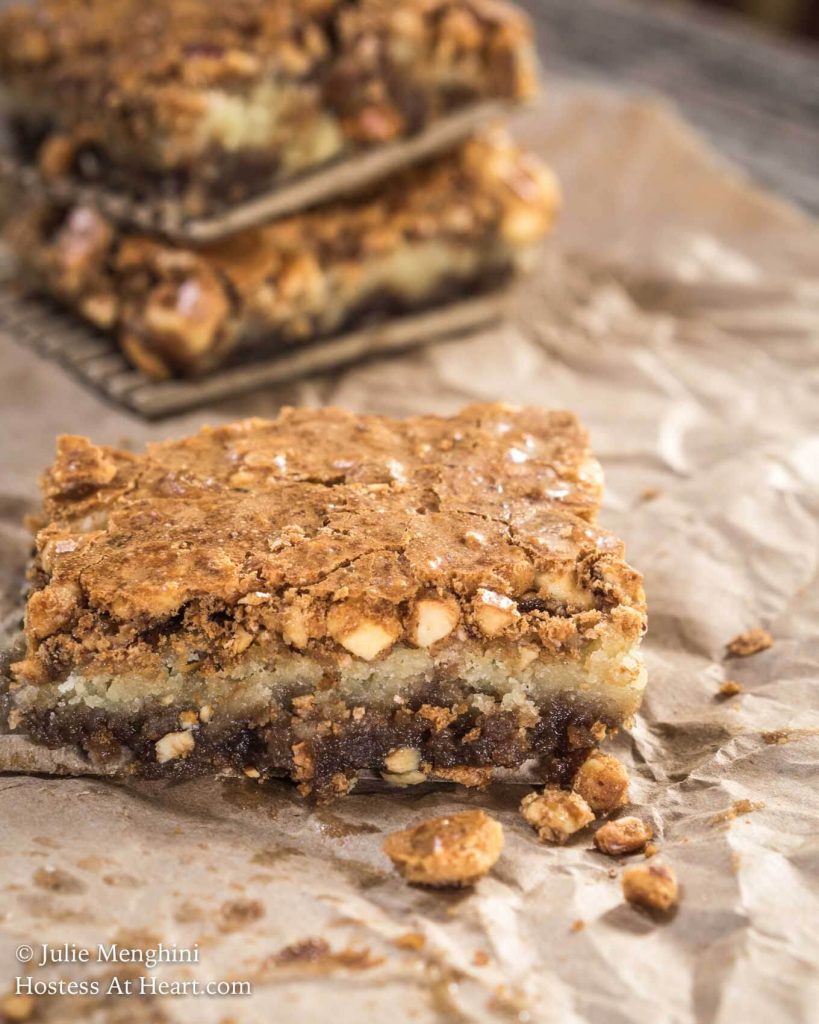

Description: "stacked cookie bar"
0 0 558 382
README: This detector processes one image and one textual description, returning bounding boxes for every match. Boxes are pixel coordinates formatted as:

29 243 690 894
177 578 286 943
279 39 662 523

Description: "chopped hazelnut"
594 817 653 856
384 747 421 774
155 730 195 763
573 752 629 812
520 787 594 844
622 863 679 911
718 680 743 697
474 588 519 636
199 704 213 723
327 603 401 660
410 597 459 647
383 810 503 887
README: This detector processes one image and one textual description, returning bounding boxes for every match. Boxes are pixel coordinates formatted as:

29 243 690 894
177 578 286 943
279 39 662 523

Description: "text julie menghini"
14 943 252 997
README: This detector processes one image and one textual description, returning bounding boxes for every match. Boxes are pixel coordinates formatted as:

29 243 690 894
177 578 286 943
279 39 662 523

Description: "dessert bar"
8 134 559 377
0 0 538 213
8 404 647 798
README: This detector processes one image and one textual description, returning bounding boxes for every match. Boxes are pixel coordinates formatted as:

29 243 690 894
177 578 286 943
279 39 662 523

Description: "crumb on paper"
717 680 743 698
762 729 790 745
217 897 265 932
725 627 773 658
622 863 679 912
572 751 629 812
394 932 426 951
1 994 35 1022
570 919 585 933
269 938 384 972
520 787 594 844
710 799 766 826
639 486 663 503
594 816 653 856
644 842 659 858
383 810 503 887
473 950 490 966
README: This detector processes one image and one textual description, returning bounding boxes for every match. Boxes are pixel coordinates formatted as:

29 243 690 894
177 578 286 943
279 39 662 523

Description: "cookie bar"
0 0 537 212
8 404 647 799
8 134 558 377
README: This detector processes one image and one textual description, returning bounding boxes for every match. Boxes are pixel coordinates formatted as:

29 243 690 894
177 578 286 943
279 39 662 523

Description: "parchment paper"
1 82 818 1024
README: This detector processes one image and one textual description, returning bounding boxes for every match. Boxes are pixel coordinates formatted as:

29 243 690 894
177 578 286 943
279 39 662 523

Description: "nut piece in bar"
7 134 559 378
572 751 630 813
621 863 679 912
520 787 595 844
383 810 504 887
0 0 538 211
593 817 653 856
8 404 646 799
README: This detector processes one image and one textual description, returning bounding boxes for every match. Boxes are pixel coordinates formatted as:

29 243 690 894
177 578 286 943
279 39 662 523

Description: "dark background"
1 0 817 211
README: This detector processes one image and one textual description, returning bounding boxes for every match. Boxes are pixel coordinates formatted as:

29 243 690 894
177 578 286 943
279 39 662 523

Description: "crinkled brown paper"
1 83 818 1024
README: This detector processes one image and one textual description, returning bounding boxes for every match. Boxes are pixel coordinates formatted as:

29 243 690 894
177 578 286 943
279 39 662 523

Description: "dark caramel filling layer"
16 691 615 800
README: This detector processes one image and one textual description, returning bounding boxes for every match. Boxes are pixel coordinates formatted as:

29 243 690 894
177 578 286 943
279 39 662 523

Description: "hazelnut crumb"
622 863 679 912
594 816 653 856
520 787 594 844
570 919 585 933
383 810 503 887
639 486 663 503
644 842 659 859
394 931 426 951
725 627 773 658
709 799 765 825
573 751 629 812
473 949 490 966
717 680 743 698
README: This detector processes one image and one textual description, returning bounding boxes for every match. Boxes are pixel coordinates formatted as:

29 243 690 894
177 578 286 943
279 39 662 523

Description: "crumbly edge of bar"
8 678 623 800
0 0 538 193
8 134 558 375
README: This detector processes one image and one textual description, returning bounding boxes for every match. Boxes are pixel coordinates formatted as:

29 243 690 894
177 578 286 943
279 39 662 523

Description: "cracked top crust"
13 404 645 686
0 0 536 170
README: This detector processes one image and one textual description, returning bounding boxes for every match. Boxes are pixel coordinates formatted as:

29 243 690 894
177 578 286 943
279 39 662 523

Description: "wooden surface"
522 0 819 213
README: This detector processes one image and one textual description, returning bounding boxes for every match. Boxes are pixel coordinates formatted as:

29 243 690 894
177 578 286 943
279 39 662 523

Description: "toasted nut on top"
594 817 653 856
383 810 503 887
520 788 594 844
573 752 629 813
622 863 679 911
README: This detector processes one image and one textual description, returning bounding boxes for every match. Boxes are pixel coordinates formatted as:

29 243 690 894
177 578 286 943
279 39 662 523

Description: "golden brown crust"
11 404 647 688
9 133 559 376
383 809 503 886
0 0 537 198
